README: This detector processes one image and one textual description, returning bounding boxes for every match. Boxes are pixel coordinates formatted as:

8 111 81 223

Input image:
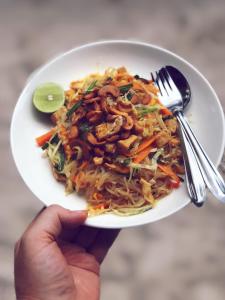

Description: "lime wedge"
33 82 65 113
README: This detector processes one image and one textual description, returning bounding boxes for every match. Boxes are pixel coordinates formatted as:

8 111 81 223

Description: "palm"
15 206 119 300
58 226 119 300
61 243 100 300
69 260 100 300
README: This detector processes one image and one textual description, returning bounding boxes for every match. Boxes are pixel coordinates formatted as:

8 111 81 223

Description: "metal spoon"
163 66 225 203
154 68 206 206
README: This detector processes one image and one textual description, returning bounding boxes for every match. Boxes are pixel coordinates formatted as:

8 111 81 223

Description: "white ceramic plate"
10 40 225 228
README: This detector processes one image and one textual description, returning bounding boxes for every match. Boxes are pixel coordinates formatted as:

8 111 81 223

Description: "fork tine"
159 68 172 90
156 71 165 96
164 68 179 92
151 72 162 95
150 72 155 83
158 70 169 96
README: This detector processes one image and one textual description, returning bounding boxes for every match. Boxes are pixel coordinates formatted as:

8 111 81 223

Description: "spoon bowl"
164 65 191 110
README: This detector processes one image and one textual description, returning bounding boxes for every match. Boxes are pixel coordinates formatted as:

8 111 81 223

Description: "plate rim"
10 40 225 228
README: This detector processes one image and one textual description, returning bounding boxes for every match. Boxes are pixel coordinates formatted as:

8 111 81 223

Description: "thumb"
26 205 87 242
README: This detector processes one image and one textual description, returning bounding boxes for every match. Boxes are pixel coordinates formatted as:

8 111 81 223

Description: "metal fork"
151 70 206 206
153 67 225 204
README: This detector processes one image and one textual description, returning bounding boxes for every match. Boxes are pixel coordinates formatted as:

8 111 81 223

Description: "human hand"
14 205 119 300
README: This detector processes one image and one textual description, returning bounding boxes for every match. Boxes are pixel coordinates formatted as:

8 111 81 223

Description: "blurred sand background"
1 0 225 299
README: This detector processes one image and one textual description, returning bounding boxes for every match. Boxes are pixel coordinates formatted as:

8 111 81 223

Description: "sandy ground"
1 0 225 299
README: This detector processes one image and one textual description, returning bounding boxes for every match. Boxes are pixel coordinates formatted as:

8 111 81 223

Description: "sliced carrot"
136 133 161 154
93 192 104 201
79 160 88 170
160 107 173 116
133 146 153 164
36 129 55 147
93 203 107 210
158 164 180 183
168 179 180 189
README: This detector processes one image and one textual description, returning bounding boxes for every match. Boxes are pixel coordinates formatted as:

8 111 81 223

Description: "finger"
60 242 100 275
58 227 81 242
25 205 87 243
88 229 120 264
59 240 86 255
59 226 99 247
74 226 99 249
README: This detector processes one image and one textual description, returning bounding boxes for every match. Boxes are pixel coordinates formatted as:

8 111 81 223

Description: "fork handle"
176 111 225 202
176 112 206 206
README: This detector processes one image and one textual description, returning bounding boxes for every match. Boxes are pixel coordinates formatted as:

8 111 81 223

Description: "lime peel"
33 82 65 113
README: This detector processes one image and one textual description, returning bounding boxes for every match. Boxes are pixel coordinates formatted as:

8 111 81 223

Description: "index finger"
88 229 120 264
24 205 87 244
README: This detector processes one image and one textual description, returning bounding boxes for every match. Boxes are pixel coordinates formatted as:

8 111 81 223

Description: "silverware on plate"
151 68 206 206
151 66 225 205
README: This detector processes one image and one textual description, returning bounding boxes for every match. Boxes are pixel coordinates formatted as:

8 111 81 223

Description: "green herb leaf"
67 100 83 118
152 148 164 164
79 122 91 133
119 84 133 94
55 151 65 172
41 142 49 150
126 91 133 101
49 134 59 145
136 104 160 117
123 158 131 166
85 80 98 94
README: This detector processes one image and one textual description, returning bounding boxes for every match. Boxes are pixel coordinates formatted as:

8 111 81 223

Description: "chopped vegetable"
133 147 162 166
79 122 91 133
126 91 133 101
80 160 88 169
119 84 133 93
55 151 65 172
150 148 164 170
50 134 60 144
67 100 83 118
136 104 161 117
41 142 49 150
123 158 131 166
152 148 163 164
133 146 153 164
160 107 173 116
85 80 98 94
36 129 55 147
158 164 180 185
136 132 161 154
168 179 180 189
129 162 156 171
93 203 107 210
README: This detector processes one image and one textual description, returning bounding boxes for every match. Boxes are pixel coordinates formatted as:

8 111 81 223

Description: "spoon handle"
176 111 225 202
176 112 206 206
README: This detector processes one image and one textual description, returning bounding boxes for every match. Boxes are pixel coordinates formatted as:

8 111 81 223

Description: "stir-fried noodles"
36 67 184 216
